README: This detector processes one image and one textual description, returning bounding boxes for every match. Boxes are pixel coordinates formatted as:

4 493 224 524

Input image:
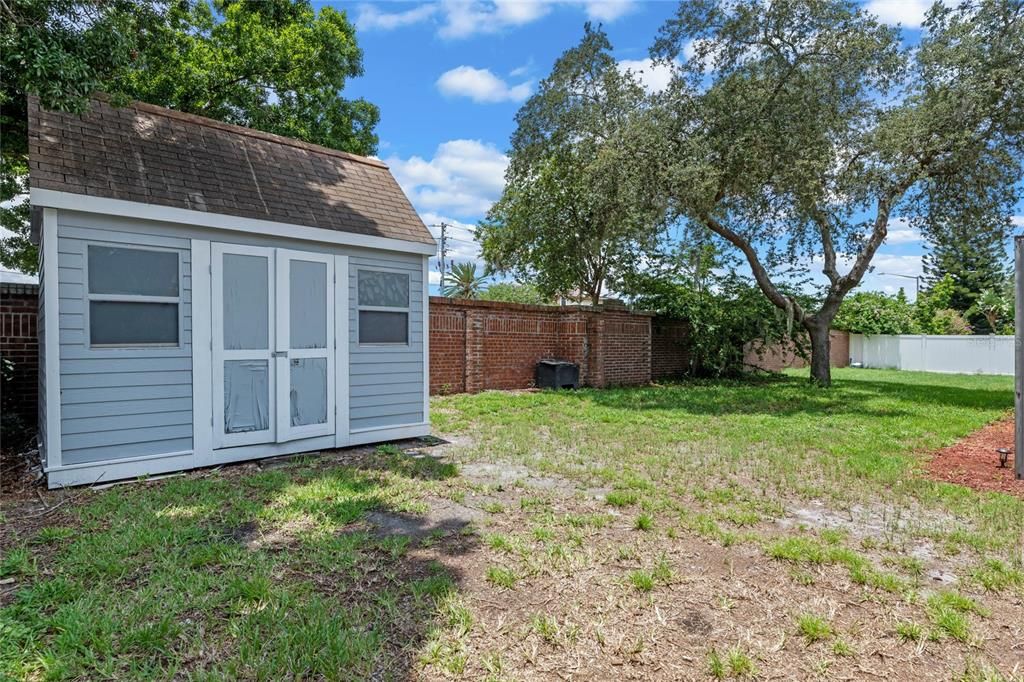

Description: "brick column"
586 311 606 388
464 309 485 393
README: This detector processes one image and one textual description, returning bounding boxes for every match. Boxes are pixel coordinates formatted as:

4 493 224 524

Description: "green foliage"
479 25 664 305
1 0 378 272
626 269 796 377
442 262 489 299
932 308 974 335
649 0 1024 384
967 287 1013 334
833 290 918 335
923 224 1010 331
479 282 551 305
914 275 957 333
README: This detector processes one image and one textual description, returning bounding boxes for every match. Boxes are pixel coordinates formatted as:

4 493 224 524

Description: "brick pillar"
464 309 485 393
586 311 606 388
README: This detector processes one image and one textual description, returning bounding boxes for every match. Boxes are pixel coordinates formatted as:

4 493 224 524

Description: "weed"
797 614 833 643
485 566 518 589
634 513 654 532
628 570 655 592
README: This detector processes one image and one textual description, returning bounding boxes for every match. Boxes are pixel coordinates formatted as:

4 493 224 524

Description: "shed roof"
27 96 436 246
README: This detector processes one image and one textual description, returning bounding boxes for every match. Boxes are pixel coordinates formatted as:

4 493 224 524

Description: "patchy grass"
4 369 1022 679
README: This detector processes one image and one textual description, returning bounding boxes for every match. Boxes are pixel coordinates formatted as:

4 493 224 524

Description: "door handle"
272 351 288 358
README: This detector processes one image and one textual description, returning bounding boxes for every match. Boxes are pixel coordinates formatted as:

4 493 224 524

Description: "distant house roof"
27 95 436 246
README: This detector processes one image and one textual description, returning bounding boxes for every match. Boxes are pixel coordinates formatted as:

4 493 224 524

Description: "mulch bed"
925 416 1024 498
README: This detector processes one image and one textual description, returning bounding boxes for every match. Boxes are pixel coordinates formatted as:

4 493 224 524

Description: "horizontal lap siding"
349 255 424 430
57 216 193 466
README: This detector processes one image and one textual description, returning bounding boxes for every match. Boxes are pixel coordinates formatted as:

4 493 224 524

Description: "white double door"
211 244 340 448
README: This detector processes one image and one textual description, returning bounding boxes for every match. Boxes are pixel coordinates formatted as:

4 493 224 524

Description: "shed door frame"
275 249 336 442
197 242 349 461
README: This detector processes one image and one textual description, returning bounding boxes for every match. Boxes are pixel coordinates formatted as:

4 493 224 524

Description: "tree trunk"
806 322 832 387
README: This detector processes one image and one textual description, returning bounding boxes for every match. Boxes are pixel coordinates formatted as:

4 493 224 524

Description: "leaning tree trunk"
805 320 833 387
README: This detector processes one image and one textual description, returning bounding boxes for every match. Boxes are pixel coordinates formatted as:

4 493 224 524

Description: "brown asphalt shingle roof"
27 95 436 246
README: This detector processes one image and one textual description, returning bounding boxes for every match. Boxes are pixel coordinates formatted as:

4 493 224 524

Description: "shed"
29 96 436 488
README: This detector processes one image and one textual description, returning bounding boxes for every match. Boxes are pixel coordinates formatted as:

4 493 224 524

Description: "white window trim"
356 266 411 346
84 242 184 349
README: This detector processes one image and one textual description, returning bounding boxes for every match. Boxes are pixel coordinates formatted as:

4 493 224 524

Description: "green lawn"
1 369 1021 680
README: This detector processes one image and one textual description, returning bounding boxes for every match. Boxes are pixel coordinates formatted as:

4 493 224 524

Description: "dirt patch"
363 497 484 540
925 417 1024 498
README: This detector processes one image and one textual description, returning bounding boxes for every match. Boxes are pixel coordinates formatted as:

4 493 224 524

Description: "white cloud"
436 66 532 103
617 58 677 93
864 0 951 28
386 139 508 218
355 3 438 30
357 0 636 39
810 251 923 299
883 217 923 245
1011 215 1024 228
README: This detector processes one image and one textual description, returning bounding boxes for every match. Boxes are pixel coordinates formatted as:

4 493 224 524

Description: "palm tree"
442 262 488 299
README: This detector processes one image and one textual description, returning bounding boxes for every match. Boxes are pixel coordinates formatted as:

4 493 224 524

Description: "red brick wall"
1 283 39 431
428 297 653 394
744 330 851 372
652 318 692 380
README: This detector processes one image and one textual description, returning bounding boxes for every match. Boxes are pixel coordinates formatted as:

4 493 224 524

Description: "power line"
430 222 450 290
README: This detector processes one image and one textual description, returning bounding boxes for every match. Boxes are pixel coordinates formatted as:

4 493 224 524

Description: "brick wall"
744 330 851 372
652 318 692 380
1 283 39 432
428 297 653 394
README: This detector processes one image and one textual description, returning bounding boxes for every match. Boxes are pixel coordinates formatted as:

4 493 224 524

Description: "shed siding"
57 213 193 466
349 254 425 431
53 209 426 469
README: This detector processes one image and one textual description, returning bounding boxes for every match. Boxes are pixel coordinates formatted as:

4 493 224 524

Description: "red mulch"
925 417 1024 498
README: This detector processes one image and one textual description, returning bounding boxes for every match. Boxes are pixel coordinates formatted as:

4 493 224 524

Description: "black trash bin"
536 359 580 389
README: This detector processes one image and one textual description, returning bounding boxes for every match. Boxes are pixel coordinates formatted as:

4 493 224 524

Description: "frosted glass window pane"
224 360 270 434
358 270 409 307
359 311 408 344
90 302 178 345
290 358 328 427
290 261 327 349
223 254 268 350
88 246 178 296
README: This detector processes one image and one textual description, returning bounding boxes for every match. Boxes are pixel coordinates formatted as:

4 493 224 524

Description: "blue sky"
333 0 1022 299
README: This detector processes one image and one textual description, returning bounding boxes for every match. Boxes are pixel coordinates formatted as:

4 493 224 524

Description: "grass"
797 613 833 643
3 369 1020 679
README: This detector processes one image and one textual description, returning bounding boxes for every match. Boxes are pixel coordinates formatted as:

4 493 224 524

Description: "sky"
329 0 1021 300
2 0 1017 296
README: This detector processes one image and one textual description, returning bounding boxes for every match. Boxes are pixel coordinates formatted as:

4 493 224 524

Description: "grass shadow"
0 446 476 681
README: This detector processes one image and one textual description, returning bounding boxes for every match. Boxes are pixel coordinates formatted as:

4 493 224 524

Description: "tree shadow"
0 445 478 681
558 373 1012 419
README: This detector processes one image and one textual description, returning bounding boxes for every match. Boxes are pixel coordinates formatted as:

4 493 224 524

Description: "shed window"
357 269 409 344
87 245 180 346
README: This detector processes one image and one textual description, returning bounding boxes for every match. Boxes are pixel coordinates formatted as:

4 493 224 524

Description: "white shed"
29 96 436 488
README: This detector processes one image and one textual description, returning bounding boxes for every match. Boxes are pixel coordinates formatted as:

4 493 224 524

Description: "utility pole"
432 222 449 292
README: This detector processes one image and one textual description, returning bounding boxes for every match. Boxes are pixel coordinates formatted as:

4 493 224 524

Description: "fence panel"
850 334 1013 375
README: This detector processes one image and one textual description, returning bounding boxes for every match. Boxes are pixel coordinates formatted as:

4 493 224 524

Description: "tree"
1 0 378 272
650 0 1024 385
478 25 665 306
480 282 551 305
627 269 794 377
966 287 1012 333
922 225 1009 331
442 262 488 299
833 290 918 335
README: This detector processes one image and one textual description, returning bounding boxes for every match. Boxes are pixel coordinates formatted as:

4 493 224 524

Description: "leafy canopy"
478 25 665 305
650 0 1023 384
1 0 378 272
833 291 917 335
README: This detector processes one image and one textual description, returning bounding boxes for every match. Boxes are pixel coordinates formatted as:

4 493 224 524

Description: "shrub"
833 290 917 335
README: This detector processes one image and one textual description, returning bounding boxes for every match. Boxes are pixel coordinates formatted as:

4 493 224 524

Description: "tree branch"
700 213 805 321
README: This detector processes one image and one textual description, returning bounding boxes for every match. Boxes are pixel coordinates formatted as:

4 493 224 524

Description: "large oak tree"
651 0 1023 385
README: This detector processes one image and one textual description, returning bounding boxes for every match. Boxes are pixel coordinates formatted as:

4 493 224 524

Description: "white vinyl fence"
849 334 1014 376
